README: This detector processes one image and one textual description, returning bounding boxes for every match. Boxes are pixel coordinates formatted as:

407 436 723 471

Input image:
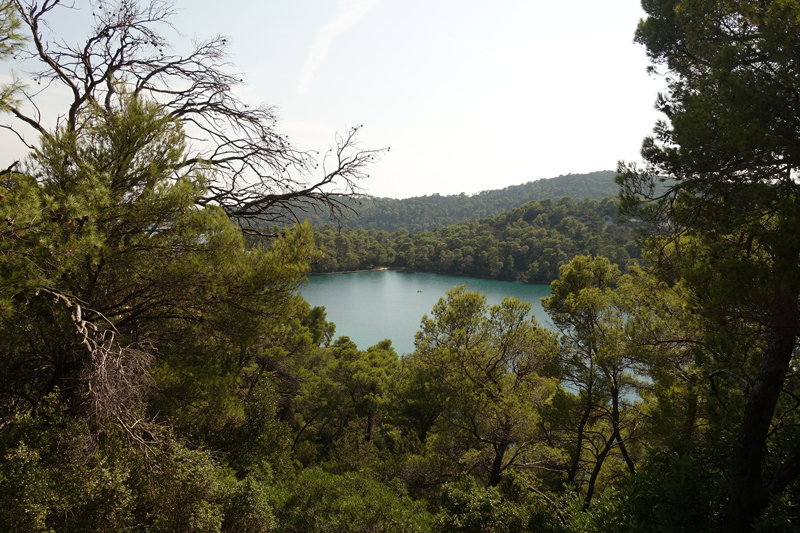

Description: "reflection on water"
301 271 551 355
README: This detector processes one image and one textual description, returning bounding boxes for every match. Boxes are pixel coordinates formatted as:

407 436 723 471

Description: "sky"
2 1 665 199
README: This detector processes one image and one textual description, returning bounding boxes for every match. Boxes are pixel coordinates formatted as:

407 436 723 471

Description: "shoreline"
308 268 547 285
308 267 405 276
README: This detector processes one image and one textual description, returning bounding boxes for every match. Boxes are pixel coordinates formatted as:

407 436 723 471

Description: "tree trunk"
488 441 509 487
584 434 615 510
682 376 699 442
721 322 797 532
567 397 592 484
611 385 636 476
721 242 800 532
365 408 373 442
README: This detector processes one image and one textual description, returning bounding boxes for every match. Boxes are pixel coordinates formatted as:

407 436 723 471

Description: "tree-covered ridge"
298 170 620 232
311 195 639 283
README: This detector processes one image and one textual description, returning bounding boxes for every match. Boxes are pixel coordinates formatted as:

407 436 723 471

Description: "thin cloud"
297 0 379 98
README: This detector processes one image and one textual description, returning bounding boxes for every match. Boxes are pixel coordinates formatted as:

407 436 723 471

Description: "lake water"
301 270 552 355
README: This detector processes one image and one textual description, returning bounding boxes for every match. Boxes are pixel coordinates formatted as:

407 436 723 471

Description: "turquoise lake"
301 271 552 355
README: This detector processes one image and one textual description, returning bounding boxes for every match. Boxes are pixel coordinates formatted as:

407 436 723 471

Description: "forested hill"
304 170 619 232
312 195 640 283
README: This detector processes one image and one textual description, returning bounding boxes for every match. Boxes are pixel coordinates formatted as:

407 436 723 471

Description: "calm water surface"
301 271 551 355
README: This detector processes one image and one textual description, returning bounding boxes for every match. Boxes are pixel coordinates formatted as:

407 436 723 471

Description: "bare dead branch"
0 160 18 177
710 368 752 398
38 287 158 454
5 0 382 235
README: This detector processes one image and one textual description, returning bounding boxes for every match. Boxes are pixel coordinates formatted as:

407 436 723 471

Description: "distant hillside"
303 171 619 233
311 194 640 283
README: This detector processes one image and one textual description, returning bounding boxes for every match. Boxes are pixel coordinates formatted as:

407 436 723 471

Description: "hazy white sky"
3 1 665 199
